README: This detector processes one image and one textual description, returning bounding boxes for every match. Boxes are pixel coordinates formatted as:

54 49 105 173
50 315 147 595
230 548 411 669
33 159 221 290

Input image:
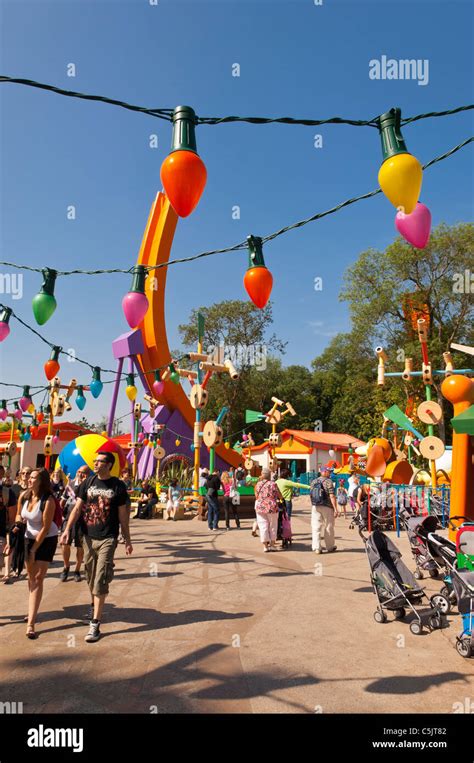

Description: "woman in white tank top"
6 468 58 639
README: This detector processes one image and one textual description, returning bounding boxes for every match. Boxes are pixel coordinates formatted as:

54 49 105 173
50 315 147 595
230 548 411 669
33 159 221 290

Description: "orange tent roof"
0 421 93 444
284 429 365 448
110 434 132 449
249 429 364 453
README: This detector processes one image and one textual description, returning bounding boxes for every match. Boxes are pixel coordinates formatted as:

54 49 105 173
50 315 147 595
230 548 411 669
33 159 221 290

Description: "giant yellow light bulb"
377 108 422 215
125 373 137 401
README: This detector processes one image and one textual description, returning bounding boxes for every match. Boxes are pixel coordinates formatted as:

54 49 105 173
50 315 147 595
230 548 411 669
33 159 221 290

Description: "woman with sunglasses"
5 468 59 638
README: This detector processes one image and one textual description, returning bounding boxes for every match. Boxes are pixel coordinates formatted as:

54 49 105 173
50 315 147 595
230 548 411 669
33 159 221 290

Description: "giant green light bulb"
32 268 58 325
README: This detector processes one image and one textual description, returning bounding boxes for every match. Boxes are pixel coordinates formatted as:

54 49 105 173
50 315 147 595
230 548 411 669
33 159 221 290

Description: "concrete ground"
1 496 473 714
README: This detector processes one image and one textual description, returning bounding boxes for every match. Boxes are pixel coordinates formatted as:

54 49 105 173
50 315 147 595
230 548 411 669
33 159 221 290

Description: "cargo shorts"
82 535 117 596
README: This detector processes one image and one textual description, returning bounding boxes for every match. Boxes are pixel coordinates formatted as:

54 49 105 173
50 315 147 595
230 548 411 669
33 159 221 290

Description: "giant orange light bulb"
160 106 207 218
243 235 273 309
44 346 61 381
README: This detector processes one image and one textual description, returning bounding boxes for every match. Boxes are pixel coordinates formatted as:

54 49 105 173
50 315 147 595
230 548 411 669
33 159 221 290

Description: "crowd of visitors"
1 452 366 642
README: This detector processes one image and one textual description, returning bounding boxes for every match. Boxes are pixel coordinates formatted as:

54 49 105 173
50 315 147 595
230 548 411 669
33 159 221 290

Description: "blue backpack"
310 479 328 506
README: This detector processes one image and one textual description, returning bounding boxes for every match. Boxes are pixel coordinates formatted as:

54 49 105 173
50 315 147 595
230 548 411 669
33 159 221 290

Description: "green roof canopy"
452 405 474 435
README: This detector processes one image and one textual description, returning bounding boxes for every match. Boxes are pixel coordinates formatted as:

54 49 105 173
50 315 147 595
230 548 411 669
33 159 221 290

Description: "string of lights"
0 135 472 284
1 76 472 128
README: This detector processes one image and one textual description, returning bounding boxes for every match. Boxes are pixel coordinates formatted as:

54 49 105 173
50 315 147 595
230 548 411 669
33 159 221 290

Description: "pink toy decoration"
138 432 145 442
153 380 165 397
0 407 8 421
395 202 431 249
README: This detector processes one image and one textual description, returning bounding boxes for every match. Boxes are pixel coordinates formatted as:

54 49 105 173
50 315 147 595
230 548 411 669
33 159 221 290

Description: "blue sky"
0 0 472 426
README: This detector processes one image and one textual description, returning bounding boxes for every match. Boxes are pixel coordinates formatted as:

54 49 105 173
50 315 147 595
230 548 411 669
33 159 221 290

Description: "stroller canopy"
367 530 421 599
452 569 474 615
405 514 439 541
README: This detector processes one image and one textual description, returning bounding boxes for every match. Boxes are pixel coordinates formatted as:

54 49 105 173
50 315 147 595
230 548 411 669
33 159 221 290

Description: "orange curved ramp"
135 192 241 468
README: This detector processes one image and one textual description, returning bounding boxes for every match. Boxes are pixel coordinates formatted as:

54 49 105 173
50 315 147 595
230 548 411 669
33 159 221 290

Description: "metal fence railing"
296 474 451 536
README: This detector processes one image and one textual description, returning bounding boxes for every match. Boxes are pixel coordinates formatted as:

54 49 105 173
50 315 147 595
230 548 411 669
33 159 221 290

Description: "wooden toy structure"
245 398 296 471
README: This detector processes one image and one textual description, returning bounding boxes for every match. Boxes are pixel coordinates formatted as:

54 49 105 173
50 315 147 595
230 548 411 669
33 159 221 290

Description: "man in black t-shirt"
60 452 132 643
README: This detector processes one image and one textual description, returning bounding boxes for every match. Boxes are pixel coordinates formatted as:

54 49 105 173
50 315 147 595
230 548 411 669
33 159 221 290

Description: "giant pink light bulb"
122 266 149 328
122 292 149 329
0 323 10 342
395 202 431 249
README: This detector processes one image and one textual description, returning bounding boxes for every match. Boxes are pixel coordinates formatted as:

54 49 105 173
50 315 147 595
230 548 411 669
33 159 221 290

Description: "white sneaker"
85 620 101 643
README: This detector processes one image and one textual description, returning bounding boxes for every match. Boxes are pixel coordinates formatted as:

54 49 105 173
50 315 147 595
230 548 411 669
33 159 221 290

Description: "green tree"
311 223 474 442
178 301 287 437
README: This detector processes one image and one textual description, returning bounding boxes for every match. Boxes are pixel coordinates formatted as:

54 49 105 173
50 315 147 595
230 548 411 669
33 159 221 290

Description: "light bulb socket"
128 265 147 294
154 370 161 382
92 367 102 382
246 235 266 269
170 106 198 154
126 373 135 386
38 268 58 298
377 108 409 161
22 385 30 398
0 306 12 325
49 346 61 362
77 385 84 397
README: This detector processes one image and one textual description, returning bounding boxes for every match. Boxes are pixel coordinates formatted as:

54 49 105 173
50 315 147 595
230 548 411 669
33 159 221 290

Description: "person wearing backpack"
310 465 338 554
235 466 246 487
4 468 59 638
336 479 349 519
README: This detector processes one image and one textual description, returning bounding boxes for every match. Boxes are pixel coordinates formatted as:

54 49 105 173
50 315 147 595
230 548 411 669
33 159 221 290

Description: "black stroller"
401 511 457 580
452 569 474 658
401 510 471 615
360 527 444 635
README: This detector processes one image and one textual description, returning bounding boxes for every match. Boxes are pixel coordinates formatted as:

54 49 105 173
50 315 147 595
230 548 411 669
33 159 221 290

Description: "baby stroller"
455 522 474 571
360 527 443 635
277 507 292 549
401 510 457 580
452 569 474 658
400 509 459 614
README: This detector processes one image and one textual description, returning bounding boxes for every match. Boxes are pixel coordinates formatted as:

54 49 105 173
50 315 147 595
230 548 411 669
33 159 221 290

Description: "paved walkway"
1 498 473 713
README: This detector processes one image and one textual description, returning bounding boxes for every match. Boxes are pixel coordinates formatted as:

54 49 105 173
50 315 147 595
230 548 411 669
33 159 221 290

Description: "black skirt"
25 535 58 563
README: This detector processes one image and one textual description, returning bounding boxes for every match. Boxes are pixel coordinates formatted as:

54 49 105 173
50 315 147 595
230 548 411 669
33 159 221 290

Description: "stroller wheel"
440 585 457 605
373 610 387 624
409 621 423 635
456 638 472 659
428 613 443 630
393 608 406 621
428 568 440 579
414 570 423 580
430 593 451 615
